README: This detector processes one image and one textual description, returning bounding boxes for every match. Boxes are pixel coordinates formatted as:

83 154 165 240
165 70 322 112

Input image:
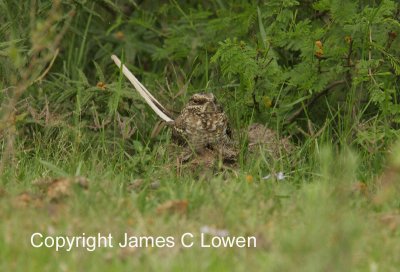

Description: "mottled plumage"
170 93 236 161
110 55 237 162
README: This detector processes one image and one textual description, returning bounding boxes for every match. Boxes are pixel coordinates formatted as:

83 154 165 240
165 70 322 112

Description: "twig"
286 79 346 123
0 4 74 176
345 37 354 83
367 28 381 88
368 27 373 79
34 48 59 83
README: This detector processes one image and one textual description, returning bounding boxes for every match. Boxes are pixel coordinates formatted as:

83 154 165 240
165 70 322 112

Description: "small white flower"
276 172 285 180
262 171 286 181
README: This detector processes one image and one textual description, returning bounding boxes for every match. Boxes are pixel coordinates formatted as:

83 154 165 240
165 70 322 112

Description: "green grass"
1 135 400 271
1 1 400 271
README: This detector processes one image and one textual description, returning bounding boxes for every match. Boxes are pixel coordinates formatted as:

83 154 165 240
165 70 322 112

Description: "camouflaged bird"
111 55 237 162
170 93 237 162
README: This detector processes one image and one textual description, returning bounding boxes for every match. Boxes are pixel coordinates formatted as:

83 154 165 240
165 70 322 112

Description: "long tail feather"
111 55 173 123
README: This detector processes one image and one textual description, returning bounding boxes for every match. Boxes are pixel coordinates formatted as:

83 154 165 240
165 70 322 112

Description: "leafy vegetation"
1 0 400 270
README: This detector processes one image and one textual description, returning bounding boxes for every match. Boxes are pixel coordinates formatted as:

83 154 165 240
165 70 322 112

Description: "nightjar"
170 93 237 162
111 55 237 162
171 93 228 148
